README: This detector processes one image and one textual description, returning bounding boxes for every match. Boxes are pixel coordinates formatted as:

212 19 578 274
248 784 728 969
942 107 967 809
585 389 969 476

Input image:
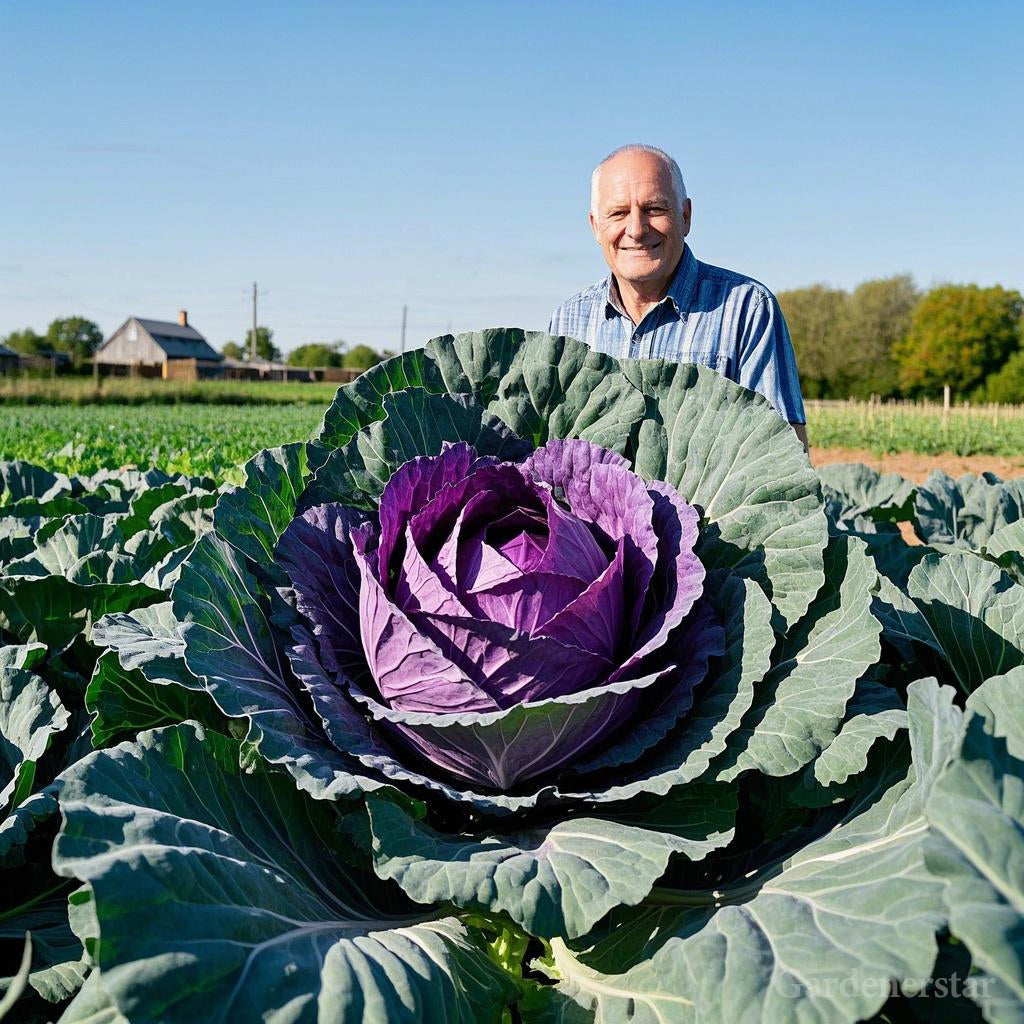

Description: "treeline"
3 317 103 363
221 330 392 371
779 278 1024 402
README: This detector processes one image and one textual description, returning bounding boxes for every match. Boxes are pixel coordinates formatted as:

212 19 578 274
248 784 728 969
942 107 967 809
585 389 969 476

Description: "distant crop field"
0 375 341 405
805 398 1024 456
0 403 325 482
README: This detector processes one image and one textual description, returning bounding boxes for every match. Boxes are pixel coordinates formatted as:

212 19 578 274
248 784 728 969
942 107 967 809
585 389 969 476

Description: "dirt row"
810 447 1024 484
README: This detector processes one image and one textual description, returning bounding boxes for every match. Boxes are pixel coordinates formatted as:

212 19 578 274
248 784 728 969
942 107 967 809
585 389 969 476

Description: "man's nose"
626 207 647 238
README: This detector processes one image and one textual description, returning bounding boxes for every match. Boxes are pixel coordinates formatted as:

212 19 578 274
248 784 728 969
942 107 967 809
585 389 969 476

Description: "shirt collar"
602 245 699 320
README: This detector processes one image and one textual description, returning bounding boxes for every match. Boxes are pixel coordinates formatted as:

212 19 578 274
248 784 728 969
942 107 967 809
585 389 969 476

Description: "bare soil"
810 447 1024 484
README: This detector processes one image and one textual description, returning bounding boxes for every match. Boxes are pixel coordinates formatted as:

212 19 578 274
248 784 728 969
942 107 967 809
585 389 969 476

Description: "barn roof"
134 318 222 361
0 342 18 358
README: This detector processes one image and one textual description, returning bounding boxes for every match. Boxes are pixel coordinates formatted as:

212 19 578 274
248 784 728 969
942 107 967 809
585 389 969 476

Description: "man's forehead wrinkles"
599 173 674 203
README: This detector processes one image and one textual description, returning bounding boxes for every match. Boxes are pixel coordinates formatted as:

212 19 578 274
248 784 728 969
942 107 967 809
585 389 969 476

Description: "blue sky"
2 1 1022 354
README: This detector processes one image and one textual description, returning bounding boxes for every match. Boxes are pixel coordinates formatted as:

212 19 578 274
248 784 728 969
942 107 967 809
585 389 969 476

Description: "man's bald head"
590 145 687 217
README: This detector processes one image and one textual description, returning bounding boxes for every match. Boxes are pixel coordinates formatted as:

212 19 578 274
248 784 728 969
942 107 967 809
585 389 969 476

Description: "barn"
95 311 223 378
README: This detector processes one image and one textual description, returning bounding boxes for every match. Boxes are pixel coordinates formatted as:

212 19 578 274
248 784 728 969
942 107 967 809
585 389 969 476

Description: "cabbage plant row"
1 329 1022 1024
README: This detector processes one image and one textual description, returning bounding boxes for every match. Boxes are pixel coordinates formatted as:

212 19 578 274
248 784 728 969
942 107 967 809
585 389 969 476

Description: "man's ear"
681 197 692 237
589 210 599 241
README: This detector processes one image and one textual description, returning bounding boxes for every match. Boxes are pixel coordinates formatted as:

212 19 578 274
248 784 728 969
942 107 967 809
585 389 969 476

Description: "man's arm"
735 292 809 453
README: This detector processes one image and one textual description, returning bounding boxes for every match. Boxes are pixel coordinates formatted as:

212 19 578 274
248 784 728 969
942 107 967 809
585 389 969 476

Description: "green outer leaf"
425 328 528 406
526 679 959 1024
366 784 736 941
818 462 916 524
0 516 40 568
116 481 188 538
0 644 47 674
0 894 87 1003
304 389 532 510
173 533 388 802
4 513 134 584
173 533 300 722
924 674 1024 1022
0 461 71 507
0 511 165 649
1 666 69 812
316 349 446 452
984 519 1024 558
915 470 1024 548
85 651 225 747
983 521 1024 586
55 971 128 1024
4 495 88 519
213 442 309 568
715 535 882 781
0 573 161 651
0 787 57 866
91 603 188 674
966 666 1024 761
880 551 1024 693
793 677 907 804
621 358 827 630
494 334 646 450
52 723 517 1024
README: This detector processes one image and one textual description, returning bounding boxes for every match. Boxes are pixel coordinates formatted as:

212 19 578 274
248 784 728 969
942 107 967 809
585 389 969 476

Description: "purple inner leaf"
535 539 627 661
465 571 587 634
352 522 499 714
407 610 612 705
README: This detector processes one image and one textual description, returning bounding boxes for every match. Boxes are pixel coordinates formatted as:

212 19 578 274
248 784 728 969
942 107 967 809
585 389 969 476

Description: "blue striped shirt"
548 245 806 424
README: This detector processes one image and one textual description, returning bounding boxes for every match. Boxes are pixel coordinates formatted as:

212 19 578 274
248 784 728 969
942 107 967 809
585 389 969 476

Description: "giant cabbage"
0 329 1020 1023
277 438 715 790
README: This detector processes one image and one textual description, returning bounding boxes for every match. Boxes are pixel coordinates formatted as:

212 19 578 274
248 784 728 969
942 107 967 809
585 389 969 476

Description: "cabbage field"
1 329 1022 1024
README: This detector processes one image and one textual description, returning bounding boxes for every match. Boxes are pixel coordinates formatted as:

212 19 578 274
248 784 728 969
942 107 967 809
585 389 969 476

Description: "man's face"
590 151 691 292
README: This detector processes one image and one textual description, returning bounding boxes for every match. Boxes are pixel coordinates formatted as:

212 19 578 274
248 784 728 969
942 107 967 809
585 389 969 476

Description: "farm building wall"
163 358 225 381
96 321 165 366
321 367 361 384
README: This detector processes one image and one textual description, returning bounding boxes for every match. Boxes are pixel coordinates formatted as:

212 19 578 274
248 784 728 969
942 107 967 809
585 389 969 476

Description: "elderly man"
550 144 808 447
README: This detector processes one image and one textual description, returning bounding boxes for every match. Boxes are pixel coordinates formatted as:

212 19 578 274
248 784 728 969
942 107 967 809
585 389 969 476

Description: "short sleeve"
548 302 571 338
735 293 807 424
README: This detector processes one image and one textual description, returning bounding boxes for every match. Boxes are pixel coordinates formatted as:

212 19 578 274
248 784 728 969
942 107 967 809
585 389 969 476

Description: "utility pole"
400 304 407 353
251 282 258 362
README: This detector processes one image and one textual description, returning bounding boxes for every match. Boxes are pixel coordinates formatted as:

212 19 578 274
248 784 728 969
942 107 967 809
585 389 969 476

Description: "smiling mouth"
619 242 662 254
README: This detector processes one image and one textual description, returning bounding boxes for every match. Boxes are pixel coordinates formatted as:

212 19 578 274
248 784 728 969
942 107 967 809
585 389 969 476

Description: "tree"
244 326 281 362
287 342 345 368
46 316 103 363
777 285 849 399
221 341 246 360
2 327 45 355
835 275 918 398
893 284 1024 398
978 350 1024 404
342 343 383 371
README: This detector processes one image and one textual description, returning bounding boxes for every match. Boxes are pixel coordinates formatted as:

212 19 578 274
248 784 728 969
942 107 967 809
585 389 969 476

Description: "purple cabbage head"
277 438 715 791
